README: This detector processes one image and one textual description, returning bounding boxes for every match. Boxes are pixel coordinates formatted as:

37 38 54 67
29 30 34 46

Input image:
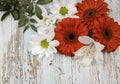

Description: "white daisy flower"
74 36 104 66
29 32 59 58
49 0 78 19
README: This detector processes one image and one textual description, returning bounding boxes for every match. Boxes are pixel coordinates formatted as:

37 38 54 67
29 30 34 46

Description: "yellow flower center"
40 39 49 48
59 7 68 15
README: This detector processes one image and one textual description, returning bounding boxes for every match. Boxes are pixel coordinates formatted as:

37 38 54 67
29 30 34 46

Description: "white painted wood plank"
0 0 120 84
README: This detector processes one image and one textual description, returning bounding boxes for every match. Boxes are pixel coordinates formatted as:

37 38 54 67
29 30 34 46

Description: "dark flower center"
84 9 96 20
65 33 76 42
69 33 74 40
102 28 112 40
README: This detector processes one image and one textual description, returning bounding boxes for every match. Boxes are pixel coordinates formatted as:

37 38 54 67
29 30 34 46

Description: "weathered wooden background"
0 0 120 84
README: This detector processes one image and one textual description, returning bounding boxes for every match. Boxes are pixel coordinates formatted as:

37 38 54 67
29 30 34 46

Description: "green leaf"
24 25 29 32
18 18 28 27
1 12 10 21
35 5 43 20
27 3 34 15
11 10 19 20
0 3 11 11
30 19 37 23
29 12 35 16
26 0 31 5
30 24 37 32
37 0 53 5
19 10 25 19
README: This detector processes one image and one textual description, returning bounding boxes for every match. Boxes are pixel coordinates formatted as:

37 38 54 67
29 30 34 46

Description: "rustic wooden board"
0 0 120 84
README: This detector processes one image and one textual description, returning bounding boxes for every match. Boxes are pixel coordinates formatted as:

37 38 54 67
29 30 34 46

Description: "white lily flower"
74 36 104 66
49 0 78 19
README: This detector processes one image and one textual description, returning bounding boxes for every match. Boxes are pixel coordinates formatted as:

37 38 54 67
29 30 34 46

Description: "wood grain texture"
0 0 120 84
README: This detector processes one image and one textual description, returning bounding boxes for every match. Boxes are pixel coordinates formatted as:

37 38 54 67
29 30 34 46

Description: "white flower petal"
48 46 57 54
38 28 54 40
31 47 41 55
94 42 104 51
50 15 57 24
69 15 79 18
78 36 94 44
53 3 61 9
68 7 77 15
74 48 85 57
67 0 76 7
61 0 67 6
38 53 45 58
50 40 59 47
30 34 41 41
47 30 55 42
45 51 50 57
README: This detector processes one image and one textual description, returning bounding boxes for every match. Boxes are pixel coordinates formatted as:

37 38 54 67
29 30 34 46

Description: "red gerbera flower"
93 17 120 52
76 0 109 29
54 18 89 56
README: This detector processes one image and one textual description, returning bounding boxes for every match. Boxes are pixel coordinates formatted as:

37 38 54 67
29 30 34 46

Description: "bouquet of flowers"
28 0 120 65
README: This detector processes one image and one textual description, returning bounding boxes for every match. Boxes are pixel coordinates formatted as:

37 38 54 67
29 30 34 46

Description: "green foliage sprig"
0 0 53 32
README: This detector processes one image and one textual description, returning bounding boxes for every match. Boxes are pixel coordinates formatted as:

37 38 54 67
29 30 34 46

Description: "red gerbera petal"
93 17 120 52
76 0 109 29
54 18 89 56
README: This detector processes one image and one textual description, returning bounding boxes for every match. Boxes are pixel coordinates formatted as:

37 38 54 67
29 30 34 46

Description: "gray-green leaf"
30 19 37 23
1 11 10 21
35 5 43 20
11 10 19 20
24 25 29 32
26 0 31 5
37 0 53 5
30 24 37 32
27 3 34 16
18 18 28 27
